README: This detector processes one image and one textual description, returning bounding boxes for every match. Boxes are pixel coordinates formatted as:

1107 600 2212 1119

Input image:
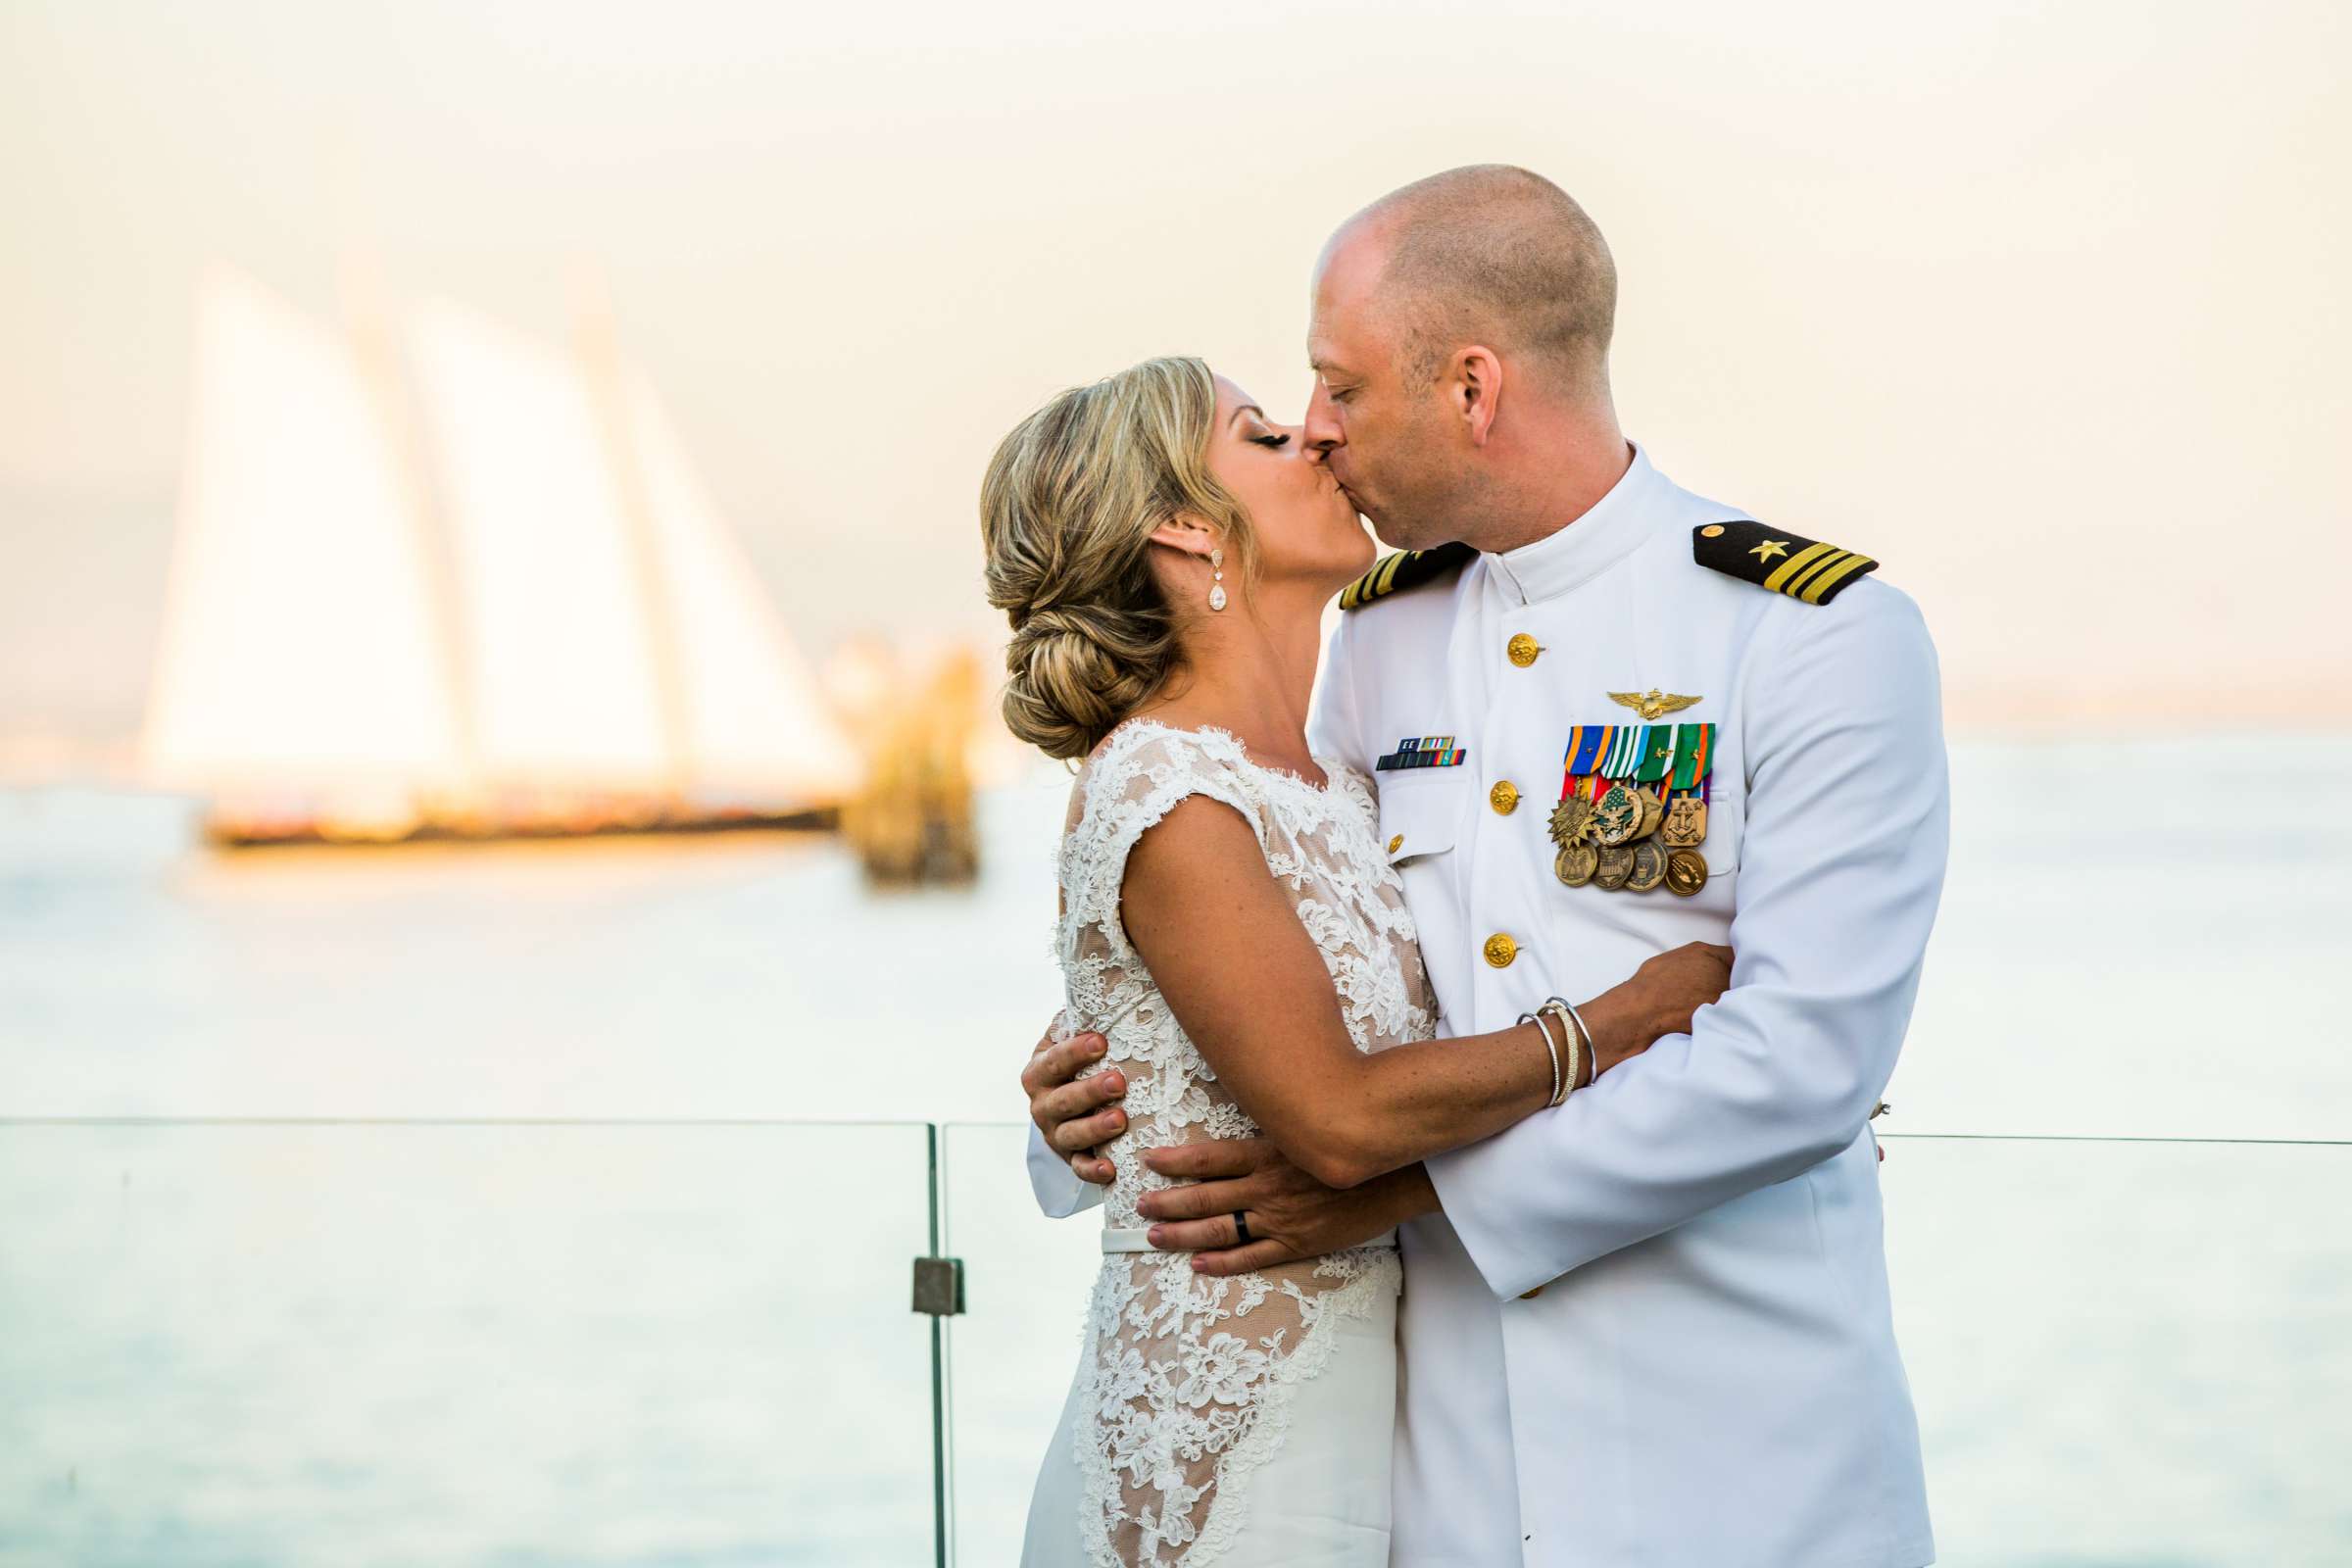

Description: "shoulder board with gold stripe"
1692 520 1878 606
1338 541 1476 612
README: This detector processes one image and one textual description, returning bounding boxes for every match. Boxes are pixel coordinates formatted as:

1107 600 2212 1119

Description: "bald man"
1025 165 1944 1567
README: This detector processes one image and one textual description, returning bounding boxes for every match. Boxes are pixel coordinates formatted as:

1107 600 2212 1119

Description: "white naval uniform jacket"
1029 442 1947 1567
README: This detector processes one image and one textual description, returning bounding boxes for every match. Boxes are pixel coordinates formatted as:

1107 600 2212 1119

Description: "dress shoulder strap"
1060 724 1268 952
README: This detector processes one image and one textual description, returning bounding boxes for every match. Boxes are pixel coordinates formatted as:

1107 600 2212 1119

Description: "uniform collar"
1482 440 1666 607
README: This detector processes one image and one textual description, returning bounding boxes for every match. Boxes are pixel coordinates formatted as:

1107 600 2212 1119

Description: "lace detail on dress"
1053 721 1435 1566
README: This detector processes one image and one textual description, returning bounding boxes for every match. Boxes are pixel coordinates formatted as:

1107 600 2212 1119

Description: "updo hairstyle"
979 356 1255 760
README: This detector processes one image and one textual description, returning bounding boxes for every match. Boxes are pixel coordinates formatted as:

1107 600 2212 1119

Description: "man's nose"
1302 388 1343 460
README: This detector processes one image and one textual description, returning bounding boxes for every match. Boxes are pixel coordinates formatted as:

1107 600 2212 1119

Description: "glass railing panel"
938 1126 2351 1564
1878 1134 2350 1564
0 1118 938 1567
936 1120 1104 1565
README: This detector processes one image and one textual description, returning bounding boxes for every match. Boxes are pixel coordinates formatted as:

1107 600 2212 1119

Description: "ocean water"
2 737 2349 1564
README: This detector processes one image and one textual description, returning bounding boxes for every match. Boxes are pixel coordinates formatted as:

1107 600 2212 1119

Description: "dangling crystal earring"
1207 548 1227 612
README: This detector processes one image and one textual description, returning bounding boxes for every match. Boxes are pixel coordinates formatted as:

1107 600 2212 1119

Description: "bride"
979 357 1730 1567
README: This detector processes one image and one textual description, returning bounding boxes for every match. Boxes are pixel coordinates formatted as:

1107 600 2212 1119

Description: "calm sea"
3 736 2348 1564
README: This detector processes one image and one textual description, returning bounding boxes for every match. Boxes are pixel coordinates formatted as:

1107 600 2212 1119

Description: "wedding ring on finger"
1233 1210 1253 1247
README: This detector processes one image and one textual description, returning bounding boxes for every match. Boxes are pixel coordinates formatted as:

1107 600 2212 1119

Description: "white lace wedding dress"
1021 720 1437 1568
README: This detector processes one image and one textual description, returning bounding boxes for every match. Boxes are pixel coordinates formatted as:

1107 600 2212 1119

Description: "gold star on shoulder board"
1691 519 1882 606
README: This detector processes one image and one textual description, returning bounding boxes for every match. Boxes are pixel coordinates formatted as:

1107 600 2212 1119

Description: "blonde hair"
980 356 1255 760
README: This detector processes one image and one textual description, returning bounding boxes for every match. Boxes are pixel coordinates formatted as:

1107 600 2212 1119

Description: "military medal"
1667 722 1712 792
1634 785 1666 843
1562 724 1609 780
1629 729 1674 845
1591 781 1644 846
1664 849 1709 898
1658 722 1714 852
1661 794 1709 849
1549 776 1599 887
1551 726 1610 867
1635 724 1677 786
1558 717 1719 894
1598 723 1644 779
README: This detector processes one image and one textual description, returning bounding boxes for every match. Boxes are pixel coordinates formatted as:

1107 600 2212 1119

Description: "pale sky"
3 0 2346 747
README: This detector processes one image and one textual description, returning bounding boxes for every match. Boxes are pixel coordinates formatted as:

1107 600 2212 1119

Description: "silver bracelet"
1537 1001 1576 1104
1518 1009 1564 1107
1545 996 1596 1092
1558 1003 1583 1101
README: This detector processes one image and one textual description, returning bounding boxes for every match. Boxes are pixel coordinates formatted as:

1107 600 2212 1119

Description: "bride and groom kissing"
981 165 1948 1567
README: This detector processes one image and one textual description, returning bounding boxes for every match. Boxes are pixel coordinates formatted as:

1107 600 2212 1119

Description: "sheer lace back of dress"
1054 721 1435 1566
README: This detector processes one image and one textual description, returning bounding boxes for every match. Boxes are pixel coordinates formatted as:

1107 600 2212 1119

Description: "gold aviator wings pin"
1608 689 1703 721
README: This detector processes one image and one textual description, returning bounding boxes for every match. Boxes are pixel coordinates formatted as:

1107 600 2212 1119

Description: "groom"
1024 165 1947 1566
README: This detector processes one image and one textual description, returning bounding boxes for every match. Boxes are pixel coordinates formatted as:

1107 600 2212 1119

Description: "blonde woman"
981 358 1729 1567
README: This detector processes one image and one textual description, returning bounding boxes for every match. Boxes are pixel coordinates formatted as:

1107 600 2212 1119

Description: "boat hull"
203 807 838 851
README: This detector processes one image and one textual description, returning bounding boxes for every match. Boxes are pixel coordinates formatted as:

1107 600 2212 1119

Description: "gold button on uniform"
1488 780 1520 815
1700 523 1727 538
1483 932 1518 968
1506 632 1542 667
1519 1286 1544 1299
1387 833 1404 855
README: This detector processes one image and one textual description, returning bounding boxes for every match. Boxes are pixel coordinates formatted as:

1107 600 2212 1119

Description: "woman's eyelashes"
1249 431 1291 450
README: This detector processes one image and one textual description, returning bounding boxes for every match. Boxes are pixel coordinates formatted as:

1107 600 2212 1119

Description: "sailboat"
141 268 859 847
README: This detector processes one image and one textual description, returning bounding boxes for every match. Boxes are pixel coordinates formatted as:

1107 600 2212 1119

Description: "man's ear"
1148 517 1219 560
1453 346 1503 447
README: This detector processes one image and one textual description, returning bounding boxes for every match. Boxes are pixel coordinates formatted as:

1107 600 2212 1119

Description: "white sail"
143 271 860 835
141 270 465 796
620 370 859 804
406 301 674 793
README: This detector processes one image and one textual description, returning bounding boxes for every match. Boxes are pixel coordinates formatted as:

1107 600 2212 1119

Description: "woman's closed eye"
1250 432 1291 449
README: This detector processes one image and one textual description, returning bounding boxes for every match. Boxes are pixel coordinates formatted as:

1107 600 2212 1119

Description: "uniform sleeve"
1425 582 1951 1300
1027 1120 1107 1217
